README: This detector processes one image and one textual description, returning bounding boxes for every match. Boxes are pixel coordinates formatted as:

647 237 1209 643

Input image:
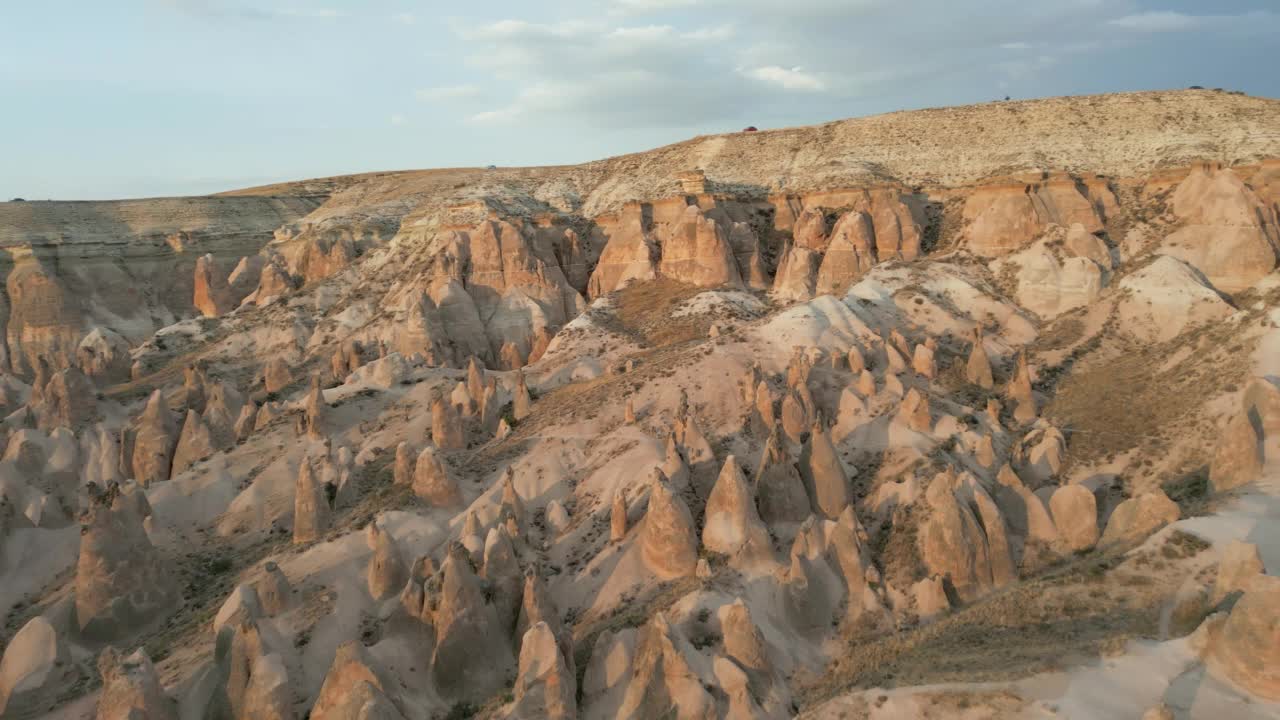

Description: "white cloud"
416 85 482 102
390 114 408 126
276 7 340 18
744 65 826 91
1107 11 1199 32
1000 41 1032 50
616 0 699 9
393 12 415 25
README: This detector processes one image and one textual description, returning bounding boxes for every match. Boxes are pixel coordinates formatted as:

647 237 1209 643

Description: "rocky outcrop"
1048 485 1098 552
588 209 659 298
131 389 177 486
658 205 743 289
292 460 331 544
1205 574 1280 700
639 470 698 580
701 455 772 566
1210 399 1265 493
918 472 1005 603
367 520 406 601
1098 490 1180 547
0 615 80 717
511 621 576 720
1006 352 1036 424
311 641 404 720
172 410 215 476
1213 540 1264 604
75 485 178 641
77 327 131 385
1117 256 1233 342
754 423 812 527
961 172 1108 257
799 421 851 519
1162 163 1279 293
431 392 465 450
96 648 176 720
431 544 515 704
815 211 876 295
616 613 716 720
412 446 462 508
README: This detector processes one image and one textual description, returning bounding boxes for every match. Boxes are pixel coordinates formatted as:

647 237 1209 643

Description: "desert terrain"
0 89 1278 720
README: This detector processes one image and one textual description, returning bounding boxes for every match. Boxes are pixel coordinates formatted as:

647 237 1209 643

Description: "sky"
2 0 1277 200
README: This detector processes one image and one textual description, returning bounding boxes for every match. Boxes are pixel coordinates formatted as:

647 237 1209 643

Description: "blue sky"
2 0 1276 200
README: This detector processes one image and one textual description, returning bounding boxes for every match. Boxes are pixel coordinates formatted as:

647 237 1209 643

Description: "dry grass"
799 546 1177 710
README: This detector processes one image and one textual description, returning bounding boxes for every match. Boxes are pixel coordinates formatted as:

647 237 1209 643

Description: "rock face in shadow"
130 389 177 487
431 544 515 704
75 485 178 642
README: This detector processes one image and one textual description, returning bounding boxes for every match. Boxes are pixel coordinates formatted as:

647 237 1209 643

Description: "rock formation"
1098 490 1180 547
1205 575 1280 700
96 648 176 720
1048 485 1098 552
131 389 177 486
367 520 406 600
412 446 462 508
799 420 851 519
639 470 698 579
431 544 515 704
292 459 330 544
75 485 178 641
702 455 772 566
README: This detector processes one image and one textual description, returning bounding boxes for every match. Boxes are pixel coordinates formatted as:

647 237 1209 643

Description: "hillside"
0 90 1278 720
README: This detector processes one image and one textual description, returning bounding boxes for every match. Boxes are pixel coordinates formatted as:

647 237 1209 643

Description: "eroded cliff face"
0 196 319 376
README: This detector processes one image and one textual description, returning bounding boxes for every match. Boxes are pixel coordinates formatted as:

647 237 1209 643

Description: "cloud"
390 114 408 126
1000 41 1032 50
1107 11 1199 32
613 0 700 12
416 85 482 102
393 12 415 25
160 1 342 21
744 65 826 91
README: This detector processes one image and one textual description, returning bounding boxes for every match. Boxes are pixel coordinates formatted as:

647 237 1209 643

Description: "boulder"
1212 541 1265 604
1049 485 1099 552
77 327 132 385
1205 575 1280 700
1209 405 1264 493
1099 490 1180 547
